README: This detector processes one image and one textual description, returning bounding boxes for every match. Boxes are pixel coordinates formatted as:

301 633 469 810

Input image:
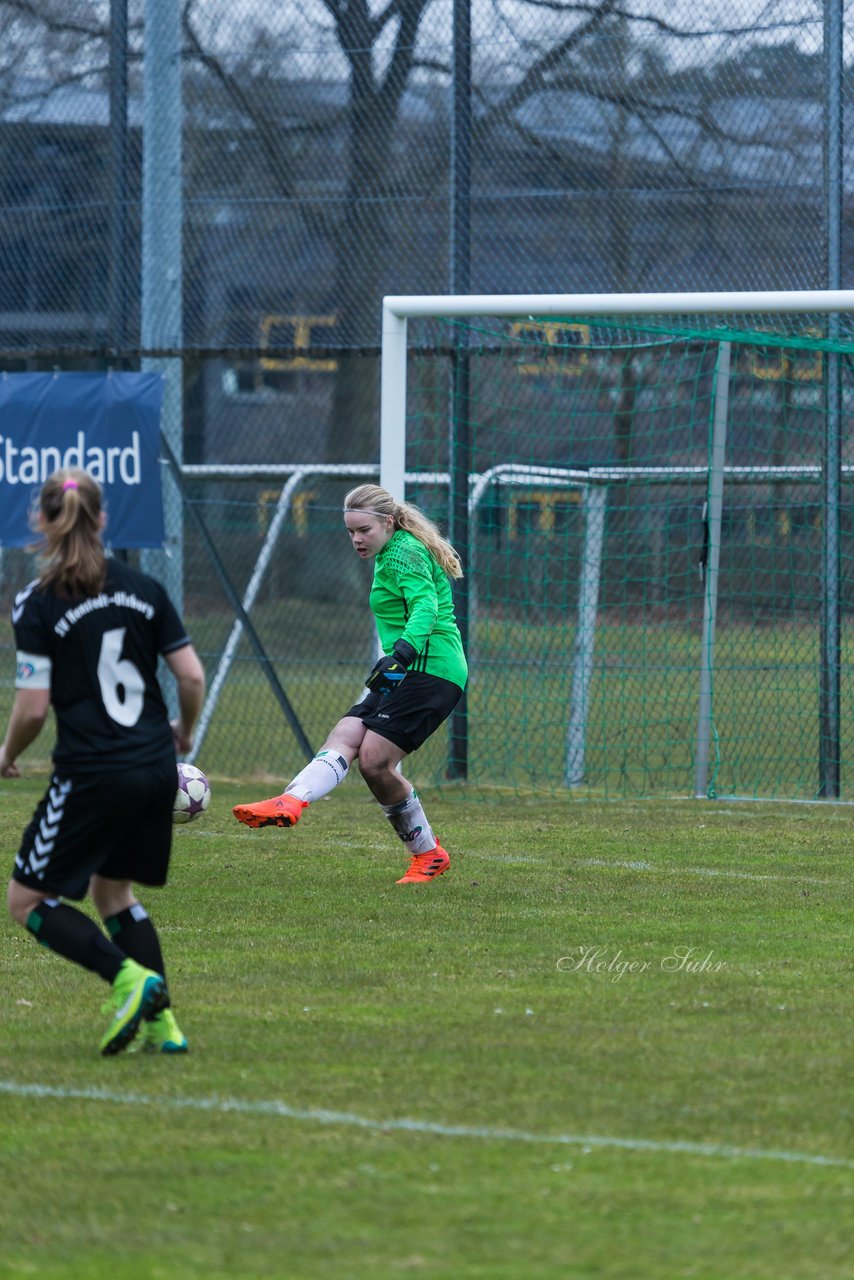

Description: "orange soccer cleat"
395 843 450 884
232 792 307 829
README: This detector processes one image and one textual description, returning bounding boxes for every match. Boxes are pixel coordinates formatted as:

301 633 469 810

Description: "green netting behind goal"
402 312 854 799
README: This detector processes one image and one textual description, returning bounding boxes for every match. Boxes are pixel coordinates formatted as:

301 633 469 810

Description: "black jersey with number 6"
12 559 190 774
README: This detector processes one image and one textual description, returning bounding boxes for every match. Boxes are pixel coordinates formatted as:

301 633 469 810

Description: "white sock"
285 750 349 804
381 789 436 854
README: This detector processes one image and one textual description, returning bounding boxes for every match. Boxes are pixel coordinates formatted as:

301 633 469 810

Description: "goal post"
380 290 854 800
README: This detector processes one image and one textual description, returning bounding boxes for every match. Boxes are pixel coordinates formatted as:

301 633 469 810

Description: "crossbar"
384 289 854 318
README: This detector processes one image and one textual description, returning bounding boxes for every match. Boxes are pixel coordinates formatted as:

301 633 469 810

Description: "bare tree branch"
377 0 430 118
527 70 780 151
0 63 112 109
498 0 819 42
0 0 109 40
491 0 620 119
181 5 292 195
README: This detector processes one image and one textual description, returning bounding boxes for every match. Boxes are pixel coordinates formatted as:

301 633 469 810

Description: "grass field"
1 773 852 1279
4 603 854 799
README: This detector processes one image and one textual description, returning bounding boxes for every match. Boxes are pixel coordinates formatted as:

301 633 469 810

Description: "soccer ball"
173 762 211 824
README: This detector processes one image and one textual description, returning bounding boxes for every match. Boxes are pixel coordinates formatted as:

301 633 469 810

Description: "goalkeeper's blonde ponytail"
344 484 463 579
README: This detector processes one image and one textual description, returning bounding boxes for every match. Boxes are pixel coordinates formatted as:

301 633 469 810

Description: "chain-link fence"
5 317 853 800
1 2 853 796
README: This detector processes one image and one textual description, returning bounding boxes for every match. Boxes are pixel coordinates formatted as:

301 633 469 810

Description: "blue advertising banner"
0 372 164 548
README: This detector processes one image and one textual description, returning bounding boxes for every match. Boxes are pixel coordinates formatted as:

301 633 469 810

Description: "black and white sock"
381 790 436 854
286 750 349 803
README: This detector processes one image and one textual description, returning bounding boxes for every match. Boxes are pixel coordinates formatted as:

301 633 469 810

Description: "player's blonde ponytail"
344 484 463 579
36 468 107 599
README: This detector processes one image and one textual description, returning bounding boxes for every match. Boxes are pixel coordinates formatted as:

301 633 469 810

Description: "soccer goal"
380 290 854 800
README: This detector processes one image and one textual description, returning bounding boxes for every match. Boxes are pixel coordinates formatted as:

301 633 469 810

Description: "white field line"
581 857 832 885
1 1080 851 1171
477 852 832 885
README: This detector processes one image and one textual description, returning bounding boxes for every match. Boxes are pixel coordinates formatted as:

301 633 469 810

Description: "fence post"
695 341 731 798
820 0 843 798
565 484 607 787
141 0 183 716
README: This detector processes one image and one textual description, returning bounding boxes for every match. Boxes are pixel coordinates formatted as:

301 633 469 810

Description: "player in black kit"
1 467 205 1056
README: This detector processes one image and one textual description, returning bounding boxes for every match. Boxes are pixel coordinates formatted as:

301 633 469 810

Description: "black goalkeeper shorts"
12 755 177 900
345 671 464 755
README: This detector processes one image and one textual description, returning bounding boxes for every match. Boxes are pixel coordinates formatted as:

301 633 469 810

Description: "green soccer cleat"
99 958 169 1057
138 1008 188 1054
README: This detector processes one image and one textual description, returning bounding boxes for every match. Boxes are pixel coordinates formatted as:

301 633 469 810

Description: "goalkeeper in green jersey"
233 483 467 884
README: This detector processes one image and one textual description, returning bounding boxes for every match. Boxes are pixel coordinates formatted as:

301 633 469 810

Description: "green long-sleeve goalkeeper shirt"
370 530 468 690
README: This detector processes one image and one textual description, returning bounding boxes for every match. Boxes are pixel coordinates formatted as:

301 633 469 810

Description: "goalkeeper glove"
365 639 418 696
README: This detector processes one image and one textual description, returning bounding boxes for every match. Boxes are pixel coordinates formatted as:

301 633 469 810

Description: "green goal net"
390 297 854 799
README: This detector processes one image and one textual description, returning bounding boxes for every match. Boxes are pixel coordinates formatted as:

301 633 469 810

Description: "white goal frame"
380 290 854 795
381 290 854 497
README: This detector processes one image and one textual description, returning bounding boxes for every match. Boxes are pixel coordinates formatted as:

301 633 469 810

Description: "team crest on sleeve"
14 651 51 689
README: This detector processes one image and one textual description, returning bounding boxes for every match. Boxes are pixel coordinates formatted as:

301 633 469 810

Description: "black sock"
26 901 125 984
104 905 166 982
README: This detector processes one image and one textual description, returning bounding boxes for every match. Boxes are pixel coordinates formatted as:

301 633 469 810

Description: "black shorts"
11 755 177 901
346 671 464 755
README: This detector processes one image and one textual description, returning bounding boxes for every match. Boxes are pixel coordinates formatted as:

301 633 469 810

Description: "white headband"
344 507 391 518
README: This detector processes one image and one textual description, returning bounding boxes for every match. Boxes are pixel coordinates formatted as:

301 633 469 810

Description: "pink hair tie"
62 479 78 491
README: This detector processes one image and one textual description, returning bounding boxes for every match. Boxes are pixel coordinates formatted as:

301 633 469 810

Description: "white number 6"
97 628 145 726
